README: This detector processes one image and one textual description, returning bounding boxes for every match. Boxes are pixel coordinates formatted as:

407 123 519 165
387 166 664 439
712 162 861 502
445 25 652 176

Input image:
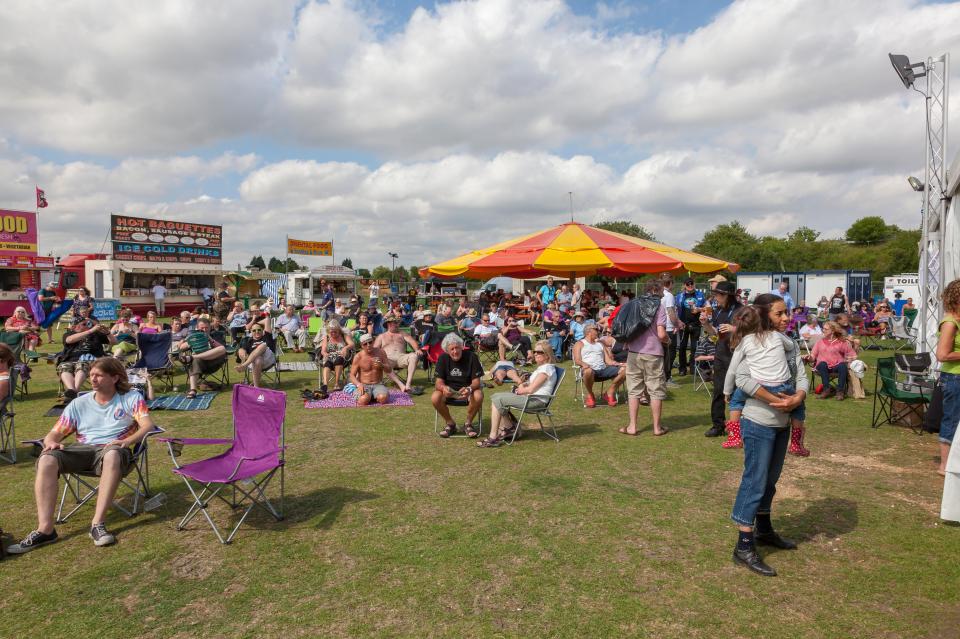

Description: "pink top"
811 337 856 368
627 305 667 356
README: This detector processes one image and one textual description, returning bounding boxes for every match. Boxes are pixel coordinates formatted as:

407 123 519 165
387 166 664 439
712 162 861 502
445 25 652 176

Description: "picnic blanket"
303 390 414 409
148 392 217 411
277 361 319 372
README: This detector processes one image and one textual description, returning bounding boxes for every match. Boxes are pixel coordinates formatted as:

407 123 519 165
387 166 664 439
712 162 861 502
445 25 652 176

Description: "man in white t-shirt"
151 280 167 316
473 314 500 350
573 324 626 407
369 282 380 309
661 273 682 387
7 357 157 553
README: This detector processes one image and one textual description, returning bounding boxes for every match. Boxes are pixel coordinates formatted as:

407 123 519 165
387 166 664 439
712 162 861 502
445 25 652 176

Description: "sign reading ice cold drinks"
111 215 222 264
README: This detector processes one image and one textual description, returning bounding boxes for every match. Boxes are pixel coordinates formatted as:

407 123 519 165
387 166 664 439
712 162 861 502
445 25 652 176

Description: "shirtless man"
374 316 422 391
350 333 407 404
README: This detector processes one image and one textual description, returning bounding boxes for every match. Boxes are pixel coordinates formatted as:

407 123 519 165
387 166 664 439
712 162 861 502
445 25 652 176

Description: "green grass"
0 333 957 638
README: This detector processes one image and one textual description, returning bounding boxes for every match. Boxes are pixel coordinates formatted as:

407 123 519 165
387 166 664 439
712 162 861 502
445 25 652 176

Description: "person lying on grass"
350 333 407 405
7 357 157 554
432 333 484 438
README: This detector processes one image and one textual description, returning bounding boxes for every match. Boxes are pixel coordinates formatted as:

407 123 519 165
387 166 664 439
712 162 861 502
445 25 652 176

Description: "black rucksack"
611 295 661 343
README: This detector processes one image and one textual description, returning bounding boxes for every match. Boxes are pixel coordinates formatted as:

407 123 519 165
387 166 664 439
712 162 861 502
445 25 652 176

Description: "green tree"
846 216 891 245
341 257 353 269
267 257 284 272
248 255 266 269
356 268 372 279
594 220 657 241
371 265 392 280
788 226 820 242
693 221 758 268
266 257 301 272
407 266 420 280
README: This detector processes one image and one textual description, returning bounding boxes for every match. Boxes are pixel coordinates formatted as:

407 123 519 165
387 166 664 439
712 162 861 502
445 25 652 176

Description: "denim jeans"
816 361 848 393
940 372 960 444
730 382 805 421
731 417 791 526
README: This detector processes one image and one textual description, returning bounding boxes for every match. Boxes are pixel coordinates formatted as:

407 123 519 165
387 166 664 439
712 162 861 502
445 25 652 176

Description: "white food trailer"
287 265 360 307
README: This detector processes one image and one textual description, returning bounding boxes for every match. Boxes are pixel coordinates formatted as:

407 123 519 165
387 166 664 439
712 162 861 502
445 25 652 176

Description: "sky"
1 0 958 271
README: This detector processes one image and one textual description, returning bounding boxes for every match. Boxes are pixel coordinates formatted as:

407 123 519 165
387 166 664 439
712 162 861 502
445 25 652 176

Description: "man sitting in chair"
351 333 407 404
58 309 117 401
432 333 484 438
573 324 626 407
472 313 500 352
178 317 228 398
275 304 307 353
7 357 157 553
374 316 421 392
235 324 276 388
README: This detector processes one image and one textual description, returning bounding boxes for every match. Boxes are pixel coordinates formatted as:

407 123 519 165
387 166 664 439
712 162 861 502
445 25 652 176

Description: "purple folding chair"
159 384 286 544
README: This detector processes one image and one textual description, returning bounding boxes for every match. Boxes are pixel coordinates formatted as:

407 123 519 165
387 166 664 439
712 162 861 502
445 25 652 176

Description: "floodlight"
889 53 926 89
907 176 925 192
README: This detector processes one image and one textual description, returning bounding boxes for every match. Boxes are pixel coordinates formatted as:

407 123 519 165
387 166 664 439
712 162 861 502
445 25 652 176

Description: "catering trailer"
54 253 222 316
286 265 360 307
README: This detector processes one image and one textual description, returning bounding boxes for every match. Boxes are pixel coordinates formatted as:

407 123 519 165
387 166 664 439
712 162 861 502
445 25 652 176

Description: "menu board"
111 215 222 264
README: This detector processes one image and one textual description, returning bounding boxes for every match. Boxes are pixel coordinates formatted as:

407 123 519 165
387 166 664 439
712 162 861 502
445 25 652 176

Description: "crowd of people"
4 273 958 581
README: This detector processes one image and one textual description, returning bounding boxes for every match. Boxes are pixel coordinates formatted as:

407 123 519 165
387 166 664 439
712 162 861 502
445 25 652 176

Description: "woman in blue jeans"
726 294 809 577
935 279 960 476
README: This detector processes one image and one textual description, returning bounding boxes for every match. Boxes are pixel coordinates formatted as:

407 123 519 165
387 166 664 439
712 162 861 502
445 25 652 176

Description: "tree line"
248 216 919 283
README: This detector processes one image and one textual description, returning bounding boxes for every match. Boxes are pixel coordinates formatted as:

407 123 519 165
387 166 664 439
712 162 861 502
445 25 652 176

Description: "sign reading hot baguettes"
287 238 332 256
111 215 222 264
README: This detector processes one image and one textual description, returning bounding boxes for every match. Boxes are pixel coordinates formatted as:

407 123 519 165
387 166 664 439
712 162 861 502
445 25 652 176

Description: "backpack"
612 295 661 343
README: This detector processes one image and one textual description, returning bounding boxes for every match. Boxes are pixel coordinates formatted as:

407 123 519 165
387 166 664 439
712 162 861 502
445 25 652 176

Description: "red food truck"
0 209 56 319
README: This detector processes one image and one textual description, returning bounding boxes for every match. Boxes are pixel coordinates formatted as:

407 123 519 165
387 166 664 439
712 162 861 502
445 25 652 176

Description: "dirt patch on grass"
169 540 222 580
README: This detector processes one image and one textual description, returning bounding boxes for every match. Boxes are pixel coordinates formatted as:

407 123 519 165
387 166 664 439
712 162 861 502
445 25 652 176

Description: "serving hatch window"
0 269 21 291
121 272 216 292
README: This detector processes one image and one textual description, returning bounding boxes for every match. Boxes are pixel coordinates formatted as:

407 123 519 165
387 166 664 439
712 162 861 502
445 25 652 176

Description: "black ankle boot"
733 546 777 576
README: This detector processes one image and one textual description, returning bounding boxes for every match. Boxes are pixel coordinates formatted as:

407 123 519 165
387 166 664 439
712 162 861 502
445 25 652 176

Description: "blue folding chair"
133 332 175 391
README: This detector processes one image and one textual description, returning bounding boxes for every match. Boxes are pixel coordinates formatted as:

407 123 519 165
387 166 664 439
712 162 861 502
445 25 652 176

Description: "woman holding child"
726 293 809 577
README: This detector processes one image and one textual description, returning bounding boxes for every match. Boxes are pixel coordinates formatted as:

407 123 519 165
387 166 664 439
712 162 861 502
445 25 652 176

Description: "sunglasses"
533 350 546 355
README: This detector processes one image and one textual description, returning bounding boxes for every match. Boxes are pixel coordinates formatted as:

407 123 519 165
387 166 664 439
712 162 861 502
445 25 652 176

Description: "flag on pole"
35 187 48 209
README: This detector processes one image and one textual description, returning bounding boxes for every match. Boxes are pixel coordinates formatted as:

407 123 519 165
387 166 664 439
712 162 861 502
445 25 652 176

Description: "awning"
121 267 223 276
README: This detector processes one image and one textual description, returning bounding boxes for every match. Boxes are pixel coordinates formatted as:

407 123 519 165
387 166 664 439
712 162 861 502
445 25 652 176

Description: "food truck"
286 265 360 307
53 215 224 317
0 209 56 318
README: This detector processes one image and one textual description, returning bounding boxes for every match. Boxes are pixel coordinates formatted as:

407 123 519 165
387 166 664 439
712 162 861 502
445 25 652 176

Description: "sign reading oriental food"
111 215 222 264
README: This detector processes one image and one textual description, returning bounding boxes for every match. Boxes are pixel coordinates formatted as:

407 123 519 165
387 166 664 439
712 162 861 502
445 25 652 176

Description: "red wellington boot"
721 420 742 449
788 424 810 457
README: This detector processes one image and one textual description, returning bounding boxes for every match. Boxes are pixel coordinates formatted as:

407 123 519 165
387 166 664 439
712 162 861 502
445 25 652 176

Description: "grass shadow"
786 497 859 542
515 422 602 442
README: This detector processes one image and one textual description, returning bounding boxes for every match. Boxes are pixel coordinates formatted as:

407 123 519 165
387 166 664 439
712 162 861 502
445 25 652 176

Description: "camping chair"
889 316 918 352
433 396 483 438
0 331 30 398
423 325 456 381
242 339 281 388
571 364 624 406
855 325 886 350
133 332 176 392
693 357 714 393
0 367 17 463
504 367 567 445
158 385 285 544
871 357 929 431
26 425 166 523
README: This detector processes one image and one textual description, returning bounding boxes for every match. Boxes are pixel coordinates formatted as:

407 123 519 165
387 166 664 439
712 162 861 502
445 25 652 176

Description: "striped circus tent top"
419 222 738 279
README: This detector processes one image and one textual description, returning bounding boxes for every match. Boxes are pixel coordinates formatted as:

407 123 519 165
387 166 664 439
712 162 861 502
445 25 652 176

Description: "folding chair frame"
242 349 281 388
0 368 16 464
198 353 231 390
692 360 713 393
871 357 928 432
161 390 286 545
33 426 165 523
571 364 624 406
504 367 566 445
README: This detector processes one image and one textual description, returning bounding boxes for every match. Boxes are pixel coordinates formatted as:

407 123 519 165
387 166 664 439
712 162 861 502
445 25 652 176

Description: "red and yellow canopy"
420 222 738 279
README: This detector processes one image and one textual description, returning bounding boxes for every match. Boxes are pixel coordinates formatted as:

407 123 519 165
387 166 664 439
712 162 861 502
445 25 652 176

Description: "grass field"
0 331 957 639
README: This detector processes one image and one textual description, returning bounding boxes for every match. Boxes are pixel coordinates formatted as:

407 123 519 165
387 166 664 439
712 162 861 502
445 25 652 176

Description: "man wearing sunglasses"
351 333 407 404
235 324 276 388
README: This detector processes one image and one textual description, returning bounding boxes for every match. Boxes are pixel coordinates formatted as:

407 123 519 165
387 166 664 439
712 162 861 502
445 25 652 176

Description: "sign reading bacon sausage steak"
111 215 222 264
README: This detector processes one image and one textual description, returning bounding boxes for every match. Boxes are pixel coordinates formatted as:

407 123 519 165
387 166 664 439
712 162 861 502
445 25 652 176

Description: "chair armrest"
240 446 286 462
157 437 233 445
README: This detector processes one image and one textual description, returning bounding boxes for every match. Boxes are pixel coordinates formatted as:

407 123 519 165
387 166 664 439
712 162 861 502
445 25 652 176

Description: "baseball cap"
707 274 728 284
359 333 374 344
684 277 695 285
